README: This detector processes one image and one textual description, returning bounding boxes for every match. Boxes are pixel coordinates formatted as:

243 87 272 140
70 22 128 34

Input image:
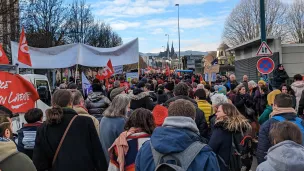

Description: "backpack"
150 141 206 171
218 134 253 171
272 115 304 145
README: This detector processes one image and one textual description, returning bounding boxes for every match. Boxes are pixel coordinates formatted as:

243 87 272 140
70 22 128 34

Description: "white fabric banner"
11 38 139 68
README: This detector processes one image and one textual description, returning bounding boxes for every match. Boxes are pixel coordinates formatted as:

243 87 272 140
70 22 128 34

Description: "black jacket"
298 90 304 116
129 90 155 111
272 69 289 88
85 92 111 115
164 95 208 138
234 94 254 120
33 108 107 171
166 91 174 99
257 112 302 164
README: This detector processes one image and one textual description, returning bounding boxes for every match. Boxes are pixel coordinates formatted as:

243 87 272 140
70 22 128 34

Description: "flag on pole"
0 44 9 64
82 72 92 97
165 65 170 76
18 27 32 66
96 59 114 80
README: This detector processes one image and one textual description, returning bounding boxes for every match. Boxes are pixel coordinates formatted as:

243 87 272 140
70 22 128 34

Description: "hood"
88 92 105 102
266 140 304 170
0 138 17 162
129 91 150 100
215 115 251 133
73 105 89 114
151 116 200 154
291 81 304 88
164 95 198 107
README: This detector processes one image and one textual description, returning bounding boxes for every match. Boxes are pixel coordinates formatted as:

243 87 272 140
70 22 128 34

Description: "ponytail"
46 106 63 125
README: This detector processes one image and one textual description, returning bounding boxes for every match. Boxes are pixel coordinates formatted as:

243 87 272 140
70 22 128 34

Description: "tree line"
223 0 304 46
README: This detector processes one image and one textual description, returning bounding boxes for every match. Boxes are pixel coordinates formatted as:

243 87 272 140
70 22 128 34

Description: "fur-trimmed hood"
129 91 151 100
214 115 251 133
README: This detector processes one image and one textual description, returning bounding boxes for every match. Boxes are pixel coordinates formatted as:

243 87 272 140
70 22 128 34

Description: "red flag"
18 27 32 66
0 44 9 64
96 59 114 80
165 65 170 76
199 74 203 82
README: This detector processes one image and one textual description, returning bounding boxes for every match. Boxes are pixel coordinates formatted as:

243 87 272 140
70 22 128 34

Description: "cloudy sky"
81 0 240 53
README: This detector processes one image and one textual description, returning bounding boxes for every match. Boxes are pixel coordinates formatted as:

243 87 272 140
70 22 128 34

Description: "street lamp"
175 4 181 69
165 34 169 59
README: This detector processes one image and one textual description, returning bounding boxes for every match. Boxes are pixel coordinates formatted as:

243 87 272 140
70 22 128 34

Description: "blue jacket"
135 127 220 171
257 112 301 164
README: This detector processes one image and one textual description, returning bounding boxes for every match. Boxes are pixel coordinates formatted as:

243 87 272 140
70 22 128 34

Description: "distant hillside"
140 51 208 57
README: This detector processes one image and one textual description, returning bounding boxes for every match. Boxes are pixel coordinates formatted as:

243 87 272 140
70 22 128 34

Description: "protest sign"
126 72 139 82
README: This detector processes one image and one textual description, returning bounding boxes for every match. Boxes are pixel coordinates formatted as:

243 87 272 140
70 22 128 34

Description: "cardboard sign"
0 72 39 113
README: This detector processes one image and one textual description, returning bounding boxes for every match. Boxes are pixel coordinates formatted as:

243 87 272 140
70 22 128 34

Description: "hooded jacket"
0 138 36 171
257 140 304 171
291 81 304 111
33 108 107 171
258 105 273 125
164 95 208 138
85 91 111 115
208 116 251 171
129 89 155 111
197 100 212 125
135 116 220 171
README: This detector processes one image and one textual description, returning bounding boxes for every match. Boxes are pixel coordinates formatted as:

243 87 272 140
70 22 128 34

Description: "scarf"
108 127 142 171
270 107 296 118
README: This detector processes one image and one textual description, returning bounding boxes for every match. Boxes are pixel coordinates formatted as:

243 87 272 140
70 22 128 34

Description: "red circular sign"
257 57 275 74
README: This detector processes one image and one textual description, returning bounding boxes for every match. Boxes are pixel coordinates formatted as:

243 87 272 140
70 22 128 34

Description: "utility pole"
175 4 181 69
260 0 266 43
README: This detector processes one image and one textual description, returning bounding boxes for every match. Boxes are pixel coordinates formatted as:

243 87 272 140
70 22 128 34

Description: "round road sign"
257 57 275 74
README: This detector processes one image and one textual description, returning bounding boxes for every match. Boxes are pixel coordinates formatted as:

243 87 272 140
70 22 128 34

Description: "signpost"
256 41 273 56
257 57 275 74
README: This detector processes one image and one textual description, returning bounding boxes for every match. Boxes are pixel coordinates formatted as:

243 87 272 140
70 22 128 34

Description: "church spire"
170 41 175 58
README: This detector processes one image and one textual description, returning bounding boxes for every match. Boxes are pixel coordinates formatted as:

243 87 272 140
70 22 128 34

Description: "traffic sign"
256 41 273 56
257 57 275 74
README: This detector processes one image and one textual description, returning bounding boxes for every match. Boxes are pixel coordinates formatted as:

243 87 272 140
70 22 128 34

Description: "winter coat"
129 90 155 111
33 108 107 171
164 95 209 138
258 105 273 125
225 80 238 90
135 116 220 171
166 91 174 99
298 90 304 116
157 93 168 104
291 81 304 111
257 112 301 164
0 138 37 171
243 81 249 92
227 92 236 104
99 116 126 163
73 105 100 136
17 122 42 159
272 69 289 89
208 114 216 136
253 90 267 115
197 100 213 125
257 140 304 171
208 117 251 171
85 91 111 116
234 93 254 120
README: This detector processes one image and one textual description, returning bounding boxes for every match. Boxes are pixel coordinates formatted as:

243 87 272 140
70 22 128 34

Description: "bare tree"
223 0 287 46
287 0 304 43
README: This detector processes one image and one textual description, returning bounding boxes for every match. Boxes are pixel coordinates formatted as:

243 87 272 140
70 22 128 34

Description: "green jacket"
258 105 273 125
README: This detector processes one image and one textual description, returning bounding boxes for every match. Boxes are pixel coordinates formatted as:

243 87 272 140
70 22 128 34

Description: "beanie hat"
152 105 168 127
267 89 281 106
165 82 174 91
258 80 266 86
218 85 227 95
110 87 125 101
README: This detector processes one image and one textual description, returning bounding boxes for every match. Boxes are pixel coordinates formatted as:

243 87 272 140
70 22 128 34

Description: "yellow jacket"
197 100 213 125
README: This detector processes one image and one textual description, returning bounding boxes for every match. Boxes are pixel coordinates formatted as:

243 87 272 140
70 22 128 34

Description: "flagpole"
75 64 78 83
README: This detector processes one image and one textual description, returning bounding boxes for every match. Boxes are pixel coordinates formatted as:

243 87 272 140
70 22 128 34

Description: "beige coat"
73 106 100 136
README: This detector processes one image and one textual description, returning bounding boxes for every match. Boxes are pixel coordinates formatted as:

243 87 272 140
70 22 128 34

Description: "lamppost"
175 4 181 69
165 34 169 59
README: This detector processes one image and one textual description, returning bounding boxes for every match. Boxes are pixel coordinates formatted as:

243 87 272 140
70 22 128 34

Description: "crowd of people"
1 64 304 171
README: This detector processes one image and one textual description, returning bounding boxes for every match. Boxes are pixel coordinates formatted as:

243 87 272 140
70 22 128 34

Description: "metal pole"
260 0 266 43
176 4 181 69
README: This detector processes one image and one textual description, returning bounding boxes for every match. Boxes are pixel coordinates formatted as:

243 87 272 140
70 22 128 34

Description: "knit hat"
165 82 174 91
110 87 125 101
152 105 168 127
218 85 227 95
258 80 266 86
267 89 281 105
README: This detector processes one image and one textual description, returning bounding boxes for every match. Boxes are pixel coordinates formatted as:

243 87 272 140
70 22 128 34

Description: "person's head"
168 99 196 120
243 75 248 82
238 86 246 95
144 83 151 92
277 64 284 71
222 75 227 81
152 105 168 126
110 87 126 101
279 83 293 95
293 74 302 82
258 80 266 87
173 82 189 96
192 82 198 89
260 85 268 95
0 105 13 118
274 93 293 108
218 85 227 95
211 94 228 112
68 83 77 89
71 90 84 106
164 81 174 92
229 74 236 81
248 80 257 90
197 84 205 90
25 108 43 123
131 78 139 85
103 94 130 117
113 80 120 88
204 84 211 91
194 89 207 101
270 121 302 145
92 83 102 92
157 85 165 94
0 114 12 139
124 108 155 134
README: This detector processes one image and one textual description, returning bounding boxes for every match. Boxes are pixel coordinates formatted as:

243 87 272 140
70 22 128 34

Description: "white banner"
11 38 139 68
113 65 123 74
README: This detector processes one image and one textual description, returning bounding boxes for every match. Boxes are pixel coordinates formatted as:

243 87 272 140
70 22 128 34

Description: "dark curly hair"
124 108 156 134
173 82 189 96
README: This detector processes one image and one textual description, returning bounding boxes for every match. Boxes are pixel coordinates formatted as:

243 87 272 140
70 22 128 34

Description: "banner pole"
75 64 78 83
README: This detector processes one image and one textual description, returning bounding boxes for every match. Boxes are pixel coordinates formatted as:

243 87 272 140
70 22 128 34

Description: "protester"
99 94 131 163
257 93 301 164
248 80 258 100
209 93 229 134
164 81 174 99
144 83 157 102
258 89 281 125
279 83 296 108
110 87 126 101
209 103 252 171
108 80 121 100
17 108 43 159
164 82 208 138
235 85 253 120
257 121 304 171
108 108 155 171
272 64 289 89
225 74 238 90
152 105 168 127
291 74 304 111
135 99 220 171
243 75 249 92
71 90 100 135
194 89 212 125
254 84 268 116
33 89 107 171
156 85 168 104
0 113 37 171
129 82 155 111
